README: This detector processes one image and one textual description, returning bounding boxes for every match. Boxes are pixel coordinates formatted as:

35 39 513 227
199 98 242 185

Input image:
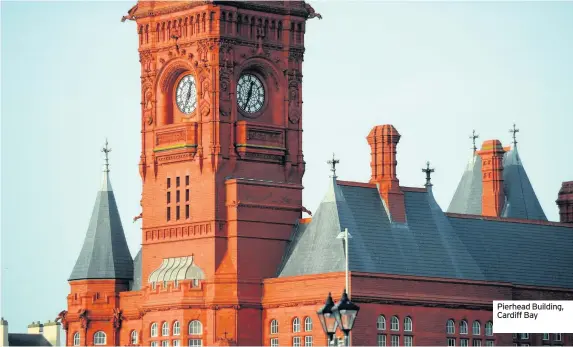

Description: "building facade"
60 1 573 346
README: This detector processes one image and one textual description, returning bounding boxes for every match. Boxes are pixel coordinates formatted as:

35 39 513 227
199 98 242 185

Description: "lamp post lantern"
316 292 338 345
332 289 360 347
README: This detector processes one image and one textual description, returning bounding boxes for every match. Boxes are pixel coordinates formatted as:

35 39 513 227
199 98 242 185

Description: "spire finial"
422 161 435 187
509 123 519 147
469 130 479 154
101 138 112 173
327 153 340 178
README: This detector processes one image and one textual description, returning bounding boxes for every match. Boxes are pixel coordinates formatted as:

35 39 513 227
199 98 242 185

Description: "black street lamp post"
316 292 338 346
317 290 360 347
332 289 360 346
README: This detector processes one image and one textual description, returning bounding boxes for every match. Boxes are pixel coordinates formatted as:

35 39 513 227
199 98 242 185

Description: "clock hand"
245 82 254 107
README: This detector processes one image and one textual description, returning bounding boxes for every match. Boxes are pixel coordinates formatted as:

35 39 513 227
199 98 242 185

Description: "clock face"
237 74 265 114
175 74 197 114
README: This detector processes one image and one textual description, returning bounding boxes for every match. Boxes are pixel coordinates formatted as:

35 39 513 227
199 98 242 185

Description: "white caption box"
493 301 573 333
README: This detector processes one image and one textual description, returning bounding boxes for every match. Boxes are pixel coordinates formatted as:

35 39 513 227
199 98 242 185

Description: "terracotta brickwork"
557 181 573 223
62 2 573 346
477 140 506 217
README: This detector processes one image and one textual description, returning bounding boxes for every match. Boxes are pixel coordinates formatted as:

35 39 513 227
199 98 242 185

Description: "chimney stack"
557 181 573 223
477 140 506 217
42 320 61 347
367 125 406 223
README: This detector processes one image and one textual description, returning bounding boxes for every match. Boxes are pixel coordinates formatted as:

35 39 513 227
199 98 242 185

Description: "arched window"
485 321 493 336
404 317 413 332
73 332 80 346
162 322 169 336
151 322 158 337
173 321 180 336
131 330 138 344
473 321 481 335
292 317 301 333
93 331 106 345
391 316 399 331
304 317 313 332
188 320 203 335
377 315 386 330
270 319 279 334
446 320 455 334
460 320 468 334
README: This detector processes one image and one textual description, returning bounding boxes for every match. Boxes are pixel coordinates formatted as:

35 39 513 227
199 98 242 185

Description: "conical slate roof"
447 154 483 215
501 147 547 220
69 152 134 281
447 146 547 221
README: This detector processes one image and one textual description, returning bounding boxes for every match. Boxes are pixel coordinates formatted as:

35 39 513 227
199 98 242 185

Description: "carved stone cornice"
352 296 493 311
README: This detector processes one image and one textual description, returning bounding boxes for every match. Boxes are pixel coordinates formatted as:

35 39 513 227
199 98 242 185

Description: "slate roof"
8 333 52 346
131 249 142 290
278 179 573 289
69 168 134 281
447 147 547 221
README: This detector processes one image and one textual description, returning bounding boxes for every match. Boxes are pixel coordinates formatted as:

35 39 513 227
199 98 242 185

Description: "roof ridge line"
446 212 573 228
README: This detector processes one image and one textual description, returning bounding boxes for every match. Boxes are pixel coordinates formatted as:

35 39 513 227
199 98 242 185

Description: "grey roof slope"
131 249 142 290
278 179 484 281
447 155 482 215
448 216 573 288
447 147 547 221
279 179 573 289
501 147 547 220
69 169 134 281
8 334 52 346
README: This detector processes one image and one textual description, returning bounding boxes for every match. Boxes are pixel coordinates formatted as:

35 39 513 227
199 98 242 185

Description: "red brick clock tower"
131 1 313 344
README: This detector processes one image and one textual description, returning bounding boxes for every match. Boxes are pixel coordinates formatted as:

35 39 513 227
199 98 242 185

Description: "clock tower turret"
126 1 317 344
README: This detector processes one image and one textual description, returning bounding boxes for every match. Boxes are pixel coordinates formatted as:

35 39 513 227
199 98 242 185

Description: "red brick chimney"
367 125 406 223
556 181 573 224
477 140 507 217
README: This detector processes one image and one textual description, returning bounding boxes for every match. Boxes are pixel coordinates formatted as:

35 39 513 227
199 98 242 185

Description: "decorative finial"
101 138 112 173
509 123 519 147
422 161 435 187
469 130 479 154
327 153 340 178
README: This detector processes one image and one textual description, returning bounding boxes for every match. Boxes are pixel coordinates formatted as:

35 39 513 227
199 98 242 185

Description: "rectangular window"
167 177 171 189
185 189 190 201
167 207 171 221
447 338 456 347
304 336 312 347
473 340 482 347
151 342 158 347
186 175 189 185
176 176 180 187
519 334 529 340
555 334 562 341
173 341 180 347
485 341 494 347
185 205 190 219
176 206 180 220
542 334 549 341
188 339 202 347
391 335 399 347
404 336 413 347
293 336 301 347
162 341 169 347
176 190 180 203
378 335 387 347
167 191 171 204
270 338 279 347
461 339 469 347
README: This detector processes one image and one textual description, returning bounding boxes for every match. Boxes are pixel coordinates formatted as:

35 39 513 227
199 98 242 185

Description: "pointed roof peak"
69 140 133 282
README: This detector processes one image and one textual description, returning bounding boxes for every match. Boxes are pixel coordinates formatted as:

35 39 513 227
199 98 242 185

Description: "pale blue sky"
2 0 572 333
